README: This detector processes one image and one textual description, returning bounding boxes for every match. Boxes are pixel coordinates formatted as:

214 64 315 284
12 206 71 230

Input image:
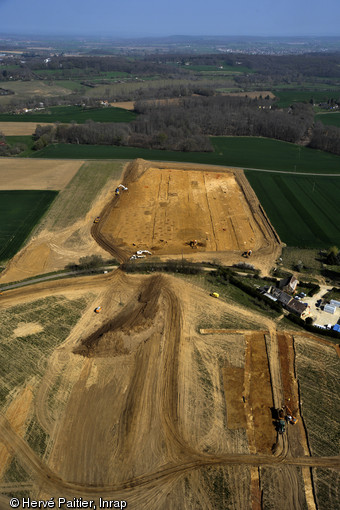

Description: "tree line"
34 96 313 151
33 95 316 152
33 94 340 156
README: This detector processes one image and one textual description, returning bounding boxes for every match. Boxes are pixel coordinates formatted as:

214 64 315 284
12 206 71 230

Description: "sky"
0 0 340 38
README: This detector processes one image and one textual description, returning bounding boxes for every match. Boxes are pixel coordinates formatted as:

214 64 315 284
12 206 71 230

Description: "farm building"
330 299 340 308
270 287 292 306
324 304 336 314
268 287 308 318
286 299 308 317
279 275 299 294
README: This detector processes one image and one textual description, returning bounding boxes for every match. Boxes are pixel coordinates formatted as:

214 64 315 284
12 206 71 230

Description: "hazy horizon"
1 0 339 38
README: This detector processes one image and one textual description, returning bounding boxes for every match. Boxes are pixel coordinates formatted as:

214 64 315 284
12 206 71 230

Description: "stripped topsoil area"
94 159 281 271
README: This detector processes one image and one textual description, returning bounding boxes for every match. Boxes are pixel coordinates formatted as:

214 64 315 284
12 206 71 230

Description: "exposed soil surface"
93 159 281 273
0 158 83 190
0 162 124 283
0 158 337 509
0 122 51 136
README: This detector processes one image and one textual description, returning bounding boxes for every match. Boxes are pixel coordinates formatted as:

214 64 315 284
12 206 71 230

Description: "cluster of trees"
134 96 314 144
21 55 189 78
30 92 340 156
0 133 27 156
309 122 340 156
65 254 117 271
34 95 314 152
325 246 340 266
5 51 340 86
34 119 212 152
166 53 340 79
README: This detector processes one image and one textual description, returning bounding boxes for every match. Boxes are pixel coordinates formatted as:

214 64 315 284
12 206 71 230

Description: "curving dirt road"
0 159 339 509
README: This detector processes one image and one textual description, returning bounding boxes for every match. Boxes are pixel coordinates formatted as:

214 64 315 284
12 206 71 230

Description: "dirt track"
0 158 338 508
1 271 339 508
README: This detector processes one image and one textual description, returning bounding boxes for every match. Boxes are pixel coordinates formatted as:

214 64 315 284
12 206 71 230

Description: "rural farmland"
0 190 58 262
316 112 340 128
0 158 338 510
244 172 340 248
30 136 340 174
0 34 340 510
0 105 137 124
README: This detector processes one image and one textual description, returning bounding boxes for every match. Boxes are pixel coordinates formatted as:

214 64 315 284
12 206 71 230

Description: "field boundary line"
16 157 340 176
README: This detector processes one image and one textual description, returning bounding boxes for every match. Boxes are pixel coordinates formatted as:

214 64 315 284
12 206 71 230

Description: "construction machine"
93 217 100 223
115 184 128 195
276 408 286 434
94 306 102 313
210 292 219 298
242 249 252 258
278 419 286 434
284 403 298 425
190 239 198 248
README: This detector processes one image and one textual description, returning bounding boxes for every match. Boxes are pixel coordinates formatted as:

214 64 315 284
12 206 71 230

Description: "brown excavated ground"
0 158 83 190
0 162 125 284
0 273 337 510
0 158 336 509
94 159 282 273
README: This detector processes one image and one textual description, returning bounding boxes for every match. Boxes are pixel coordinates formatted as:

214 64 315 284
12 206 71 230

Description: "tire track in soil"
0 412 338 499
0 160 338 507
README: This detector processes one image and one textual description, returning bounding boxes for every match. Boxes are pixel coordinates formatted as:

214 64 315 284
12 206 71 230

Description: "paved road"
0 266 118 291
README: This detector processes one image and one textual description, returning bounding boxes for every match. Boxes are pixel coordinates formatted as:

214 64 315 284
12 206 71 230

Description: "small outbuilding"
279 275 299 294
324 304 336 314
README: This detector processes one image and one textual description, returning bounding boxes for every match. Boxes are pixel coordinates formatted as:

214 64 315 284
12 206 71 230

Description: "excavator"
284 402 298 425
115 184 128 196
242 249 252 258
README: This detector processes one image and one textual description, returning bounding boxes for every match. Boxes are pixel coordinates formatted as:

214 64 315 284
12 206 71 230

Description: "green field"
182 64 253 73
245 172 340 248
38 161 124 232
34 69 130 80
274 89 340 108
315 112 340 128
92 71 131 79
0 190 58 262
5 135 35 156
0 105 136 123
31 137 340 174
49 80 84 91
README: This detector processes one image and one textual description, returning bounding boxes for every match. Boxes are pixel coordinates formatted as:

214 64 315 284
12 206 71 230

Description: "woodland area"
3 52 340 80
2 51 340 154
33 96 327 153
